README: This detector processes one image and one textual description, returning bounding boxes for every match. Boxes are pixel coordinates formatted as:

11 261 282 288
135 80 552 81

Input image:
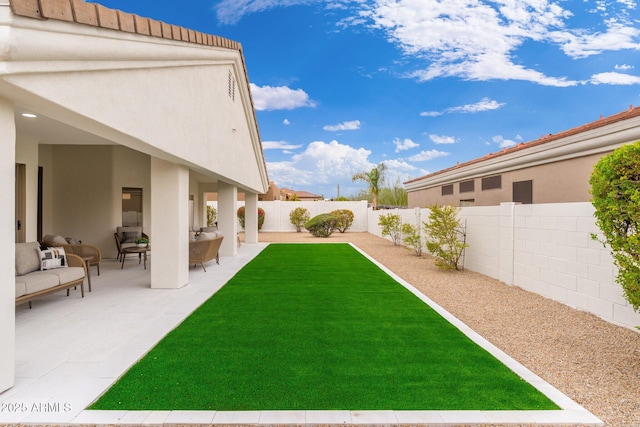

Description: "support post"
244 192 258 244
217 181 237 256
0 97 15 392
150 157 189 288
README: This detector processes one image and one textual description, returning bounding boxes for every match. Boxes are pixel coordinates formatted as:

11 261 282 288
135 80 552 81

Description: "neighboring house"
281 188 323 201
2 0 268 393
405 106 640 208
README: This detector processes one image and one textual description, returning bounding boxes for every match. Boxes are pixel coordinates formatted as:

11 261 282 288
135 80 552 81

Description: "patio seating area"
1 243 268 425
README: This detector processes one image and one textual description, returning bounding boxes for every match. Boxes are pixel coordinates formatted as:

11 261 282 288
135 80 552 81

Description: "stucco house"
2 0 268 394
405 106 640 208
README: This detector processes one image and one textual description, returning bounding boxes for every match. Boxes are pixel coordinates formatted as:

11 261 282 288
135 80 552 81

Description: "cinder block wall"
368 202 640 330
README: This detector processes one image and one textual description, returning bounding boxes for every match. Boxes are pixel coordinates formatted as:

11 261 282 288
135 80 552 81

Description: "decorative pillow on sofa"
122 231 141 243
197 231 218 241
38 247 68 270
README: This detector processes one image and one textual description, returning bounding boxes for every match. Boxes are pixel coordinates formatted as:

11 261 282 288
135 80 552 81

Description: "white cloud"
420 111 443 117
447 97 505 113
393 138 419 152
323 120 361 131
615 64 634 71
429 134 456 144
262 141 303 150
553 22 640 59
266 140 374 188
382 159 427 183
590 72 640 85
250 83 316 111
408 149 450 162
283 119 291 125
422 98 505 117
364 0 579 86
493 134 523 148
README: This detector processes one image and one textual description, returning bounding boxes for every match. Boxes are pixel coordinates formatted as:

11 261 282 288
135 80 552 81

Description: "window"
460 199 475 207
442 184 453 196
122 188 143 227
513 180 533 204
482 175 501 190
459 180 475 193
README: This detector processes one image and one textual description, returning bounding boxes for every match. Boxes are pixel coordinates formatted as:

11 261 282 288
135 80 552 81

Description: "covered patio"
2 0 268 396
1 244 268 424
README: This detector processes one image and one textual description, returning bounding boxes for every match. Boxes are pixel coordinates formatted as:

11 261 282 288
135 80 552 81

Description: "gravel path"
252 232 640 427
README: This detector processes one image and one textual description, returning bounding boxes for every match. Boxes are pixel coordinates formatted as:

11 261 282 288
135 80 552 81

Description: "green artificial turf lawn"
91 243 558 411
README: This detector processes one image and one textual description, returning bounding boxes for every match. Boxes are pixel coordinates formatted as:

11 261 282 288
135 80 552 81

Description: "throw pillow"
39 247 68 270
122 231 141 243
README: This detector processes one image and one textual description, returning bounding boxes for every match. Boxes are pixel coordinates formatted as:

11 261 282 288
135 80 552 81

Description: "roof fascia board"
405 117 640 191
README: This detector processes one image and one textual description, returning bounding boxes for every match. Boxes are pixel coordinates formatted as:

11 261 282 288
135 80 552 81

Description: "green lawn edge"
90 243 559 411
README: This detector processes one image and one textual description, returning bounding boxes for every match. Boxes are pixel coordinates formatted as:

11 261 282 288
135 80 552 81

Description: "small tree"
423 204 467 270
289 207 311 232
206 205 217 227
305 213 338 237
352 162 387 210
331 209 354 233
237 206 265 230
590 141 640 310
402 223 423 256
378 213 402 245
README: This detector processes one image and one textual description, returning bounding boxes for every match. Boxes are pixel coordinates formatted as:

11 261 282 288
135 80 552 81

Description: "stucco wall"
43 145 150 258
407 153 605 207
368 203 640 331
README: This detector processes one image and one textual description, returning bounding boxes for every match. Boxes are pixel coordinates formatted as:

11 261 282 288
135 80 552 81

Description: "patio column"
0 97 15 392
244 192 258 244
217 181 237 257
150 157 189 289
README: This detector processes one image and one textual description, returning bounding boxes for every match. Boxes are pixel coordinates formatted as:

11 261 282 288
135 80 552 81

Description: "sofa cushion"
197 231 218 241
21 271 61 294
16 242 42 276
48 266 84 284
38 247 68 270
15 280 27 298
42 234 68 245
117 226 142 243
121 231 140 243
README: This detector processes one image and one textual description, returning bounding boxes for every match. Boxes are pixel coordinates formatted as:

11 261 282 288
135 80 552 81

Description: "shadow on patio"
0 243 268 425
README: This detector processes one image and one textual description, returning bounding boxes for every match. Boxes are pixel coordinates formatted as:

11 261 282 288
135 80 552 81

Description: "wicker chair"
114 226 149 261
189 235 223 272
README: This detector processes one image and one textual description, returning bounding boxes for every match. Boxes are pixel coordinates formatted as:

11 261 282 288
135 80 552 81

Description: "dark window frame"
442 184 454 196
459 180 475 193
513 180 533 204
482 175 502 191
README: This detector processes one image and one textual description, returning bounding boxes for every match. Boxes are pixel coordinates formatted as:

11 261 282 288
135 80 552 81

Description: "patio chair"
41 235 102 276
189 234 223 272
114 226 149 261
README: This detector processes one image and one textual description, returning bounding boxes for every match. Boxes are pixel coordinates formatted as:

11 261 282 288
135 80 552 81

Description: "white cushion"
38 247 68 270
16 242 42 276
197 231 218 241
15 280 27 298
21 271 60 294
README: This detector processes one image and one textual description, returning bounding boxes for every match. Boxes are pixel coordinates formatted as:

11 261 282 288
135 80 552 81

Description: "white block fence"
209 199 640 330
368 202 640 331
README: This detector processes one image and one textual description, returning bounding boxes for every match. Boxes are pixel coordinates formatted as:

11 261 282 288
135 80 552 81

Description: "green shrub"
401 223 423 256
206 206 217 227
305 213 338 238
423 204 467 270
378 213 402 245
237 206 265 230
289 207 311 232
590 141 640 311
331 209 354 233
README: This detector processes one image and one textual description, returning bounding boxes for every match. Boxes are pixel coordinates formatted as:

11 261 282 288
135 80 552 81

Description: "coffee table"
121 246 150 270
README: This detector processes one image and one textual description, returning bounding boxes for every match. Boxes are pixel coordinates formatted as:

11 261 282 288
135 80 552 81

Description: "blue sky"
94 0 640 198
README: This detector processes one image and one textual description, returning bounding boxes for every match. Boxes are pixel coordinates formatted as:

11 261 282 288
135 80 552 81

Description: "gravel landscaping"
253 232 640 427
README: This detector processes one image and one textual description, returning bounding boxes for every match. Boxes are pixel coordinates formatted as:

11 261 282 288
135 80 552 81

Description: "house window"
460 199 475 207
482 175 501 190
442 184 453 196
513 180 533 204
459 180 475 193
122 187 143 227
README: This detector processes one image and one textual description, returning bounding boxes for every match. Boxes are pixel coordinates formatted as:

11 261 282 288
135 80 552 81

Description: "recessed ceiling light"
21 113 37 118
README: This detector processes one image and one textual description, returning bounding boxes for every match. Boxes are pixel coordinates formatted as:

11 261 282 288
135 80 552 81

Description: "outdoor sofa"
15 242 87 308
41 234 102 276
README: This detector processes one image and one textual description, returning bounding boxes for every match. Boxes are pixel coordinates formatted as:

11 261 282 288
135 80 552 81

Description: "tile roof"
405 105 640 184
8 0 242 50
